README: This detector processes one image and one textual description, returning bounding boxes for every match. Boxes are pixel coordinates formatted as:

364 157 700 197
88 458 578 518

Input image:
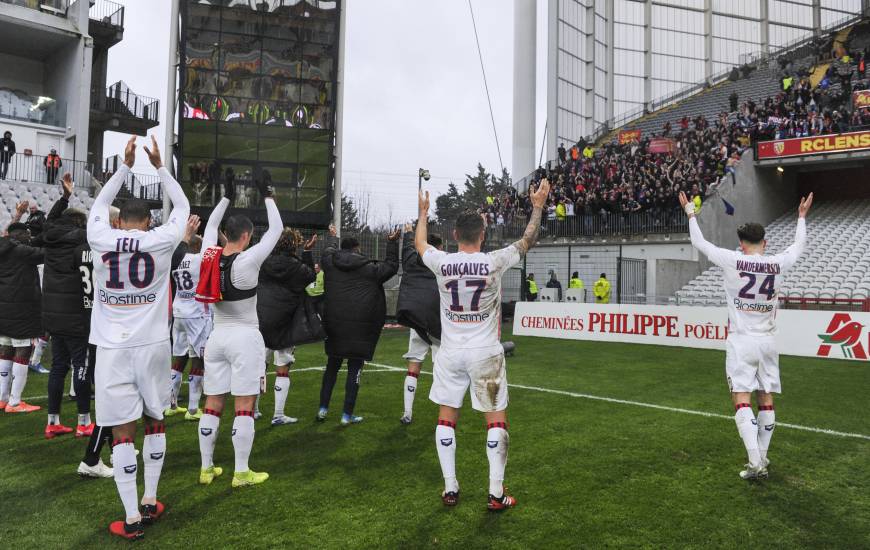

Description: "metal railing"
0 0 68 16
88 0 123 27
780 297 870 312
92 81 159 123
100 155 162 202
0 152 95 190
0 89 65 128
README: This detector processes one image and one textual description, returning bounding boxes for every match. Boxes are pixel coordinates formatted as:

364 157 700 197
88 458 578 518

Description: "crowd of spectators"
479 30 870 237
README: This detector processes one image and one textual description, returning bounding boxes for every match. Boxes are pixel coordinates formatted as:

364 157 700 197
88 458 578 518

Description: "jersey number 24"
738 272 775 300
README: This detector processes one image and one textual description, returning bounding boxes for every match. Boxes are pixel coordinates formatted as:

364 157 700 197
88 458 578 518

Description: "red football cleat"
45 424 74 439
441 491 460 507
487 490 517 512
0 401 7 410
5 401 40 413
141 501 165 525
109 520 144 540
76 423 95 438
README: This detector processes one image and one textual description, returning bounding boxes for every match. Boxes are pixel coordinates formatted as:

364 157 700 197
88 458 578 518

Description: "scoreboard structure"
178 0 341 227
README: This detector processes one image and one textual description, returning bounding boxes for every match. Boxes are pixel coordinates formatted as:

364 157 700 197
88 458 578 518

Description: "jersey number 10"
102 251 156 289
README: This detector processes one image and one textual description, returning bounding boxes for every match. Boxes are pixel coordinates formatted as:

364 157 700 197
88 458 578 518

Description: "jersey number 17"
445 279 486 312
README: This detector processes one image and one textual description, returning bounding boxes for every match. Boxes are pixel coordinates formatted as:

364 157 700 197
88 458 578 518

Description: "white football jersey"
87 223 184 348
172 252 210 319
422 245 521 349
689 217 806 336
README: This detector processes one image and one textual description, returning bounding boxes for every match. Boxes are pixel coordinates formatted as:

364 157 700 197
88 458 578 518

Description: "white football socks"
169 368 184 408
486 424 509 498
273 374 290 417
78 413 91 426
188 371 203 413
30 338 47 365
232 413 256 473
112 440 140 521
735 404 761 469
0 357 12 402
142 425 166 501
757 406 776 463
403 372 418 418
47 413 60 425
198 411 220 469
8 361 28 406
435 421 458 493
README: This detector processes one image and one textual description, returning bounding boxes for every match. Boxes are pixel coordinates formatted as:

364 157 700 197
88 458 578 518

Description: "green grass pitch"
1 326 867 548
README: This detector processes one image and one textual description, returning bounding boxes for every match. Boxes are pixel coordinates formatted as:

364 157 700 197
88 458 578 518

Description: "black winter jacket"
396 233 441 342
40 196 90 338
322 236 398 360
0 237 43 339
257 249 316 350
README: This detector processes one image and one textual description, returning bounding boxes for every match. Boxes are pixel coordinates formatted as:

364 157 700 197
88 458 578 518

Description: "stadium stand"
672 199 870 308
0 180 95 229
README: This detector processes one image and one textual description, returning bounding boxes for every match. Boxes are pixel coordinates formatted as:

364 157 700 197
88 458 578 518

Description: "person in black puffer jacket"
317 224 400 425
39 175 96 437
395 223 443 424
0 222 43 413
257 228 317 426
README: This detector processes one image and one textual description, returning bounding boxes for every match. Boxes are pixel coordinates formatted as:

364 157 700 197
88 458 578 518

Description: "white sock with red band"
232 411 256 473
188 369 203 413
143 424 166 501
757 405 775 463
274 373 290 417
486 423 509 498
734 403 761 468
435 420 458 493
111 439 140 521
403 372 418 417
198 409 220 469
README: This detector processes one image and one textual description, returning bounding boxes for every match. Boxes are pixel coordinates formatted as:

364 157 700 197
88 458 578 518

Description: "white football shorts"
725 334 781 393
204 326 265 396
272 347 295 367
403 330 440 363
429 343 507 412
94 340 172 426
171 316 213 358
0 336 31 348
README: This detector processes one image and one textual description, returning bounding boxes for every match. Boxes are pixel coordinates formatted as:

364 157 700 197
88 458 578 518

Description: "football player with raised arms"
88 136 189 539
679 190 812 480
195 175 281 488
414 177 549 510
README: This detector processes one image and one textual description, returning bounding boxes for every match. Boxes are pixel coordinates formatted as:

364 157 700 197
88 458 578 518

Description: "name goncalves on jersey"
441 262 490 277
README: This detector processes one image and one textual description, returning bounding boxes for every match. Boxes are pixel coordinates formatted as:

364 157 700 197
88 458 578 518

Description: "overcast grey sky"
105 0 549 225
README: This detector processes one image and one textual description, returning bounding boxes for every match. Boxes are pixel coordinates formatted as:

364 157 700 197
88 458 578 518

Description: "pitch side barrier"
513 302 870 363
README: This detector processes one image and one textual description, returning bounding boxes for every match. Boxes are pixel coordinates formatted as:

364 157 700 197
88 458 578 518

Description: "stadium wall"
655 259 702 299
696 149 798 271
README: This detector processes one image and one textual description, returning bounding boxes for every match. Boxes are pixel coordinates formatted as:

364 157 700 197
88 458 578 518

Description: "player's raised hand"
403 222 413 233
123 135 136 168
303 234 317 250
184 214 201 242
15 200 28 215
418 189 430 215
61 173 73 199
143 135 163 169
798 192 813 218
387 227 401 241
530 177 550 209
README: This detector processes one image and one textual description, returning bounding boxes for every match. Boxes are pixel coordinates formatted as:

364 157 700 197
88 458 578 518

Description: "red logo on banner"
816 313 868 360
773 141 785 155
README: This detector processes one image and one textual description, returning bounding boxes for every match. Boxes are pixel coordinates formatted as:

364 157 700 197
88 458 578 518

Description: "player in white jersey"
415 178 550 511
87 136 189 540
680 190 812 481
167 217 212 421
196 179 281 488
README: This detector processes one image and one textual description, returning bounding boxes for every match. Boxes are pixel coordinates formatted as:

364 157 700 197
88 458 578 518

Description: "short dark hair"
119 199 151 224
224 214 253 242
189 234 203 253
340 237 360 250
428 232 443 249
600 273 606 278
60 208 87 229
572 271 579 278
454 210 484 244
737 222 765 244
7 222 29 243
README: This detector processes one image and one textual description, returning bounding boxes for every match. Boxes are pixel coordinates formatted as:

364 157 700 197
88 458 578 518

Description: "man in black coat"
257 229 317 426
0 130 15 179
395 223 442 425
317 224 399 425
40 173 115 477
0 222 43 413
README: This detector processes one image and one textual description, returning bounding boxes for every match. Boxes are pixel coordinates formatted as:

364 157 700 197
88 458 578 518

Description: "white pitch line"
365 362 870 442
19 366 395 403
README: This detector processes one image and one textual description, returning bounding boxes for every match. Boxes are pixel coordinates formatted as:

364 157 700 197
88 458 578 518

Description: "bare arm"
415 191 431 257
511 178 550 256
780 193 812 269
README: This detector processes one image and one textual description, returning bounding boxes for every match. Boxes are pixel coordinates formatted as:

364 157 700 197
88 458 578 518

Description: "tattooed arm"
512 178 550 256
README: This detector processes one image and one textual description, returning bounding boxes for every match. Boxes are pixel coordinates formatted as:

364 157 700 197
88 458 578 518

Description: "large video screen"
179 0 340 227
